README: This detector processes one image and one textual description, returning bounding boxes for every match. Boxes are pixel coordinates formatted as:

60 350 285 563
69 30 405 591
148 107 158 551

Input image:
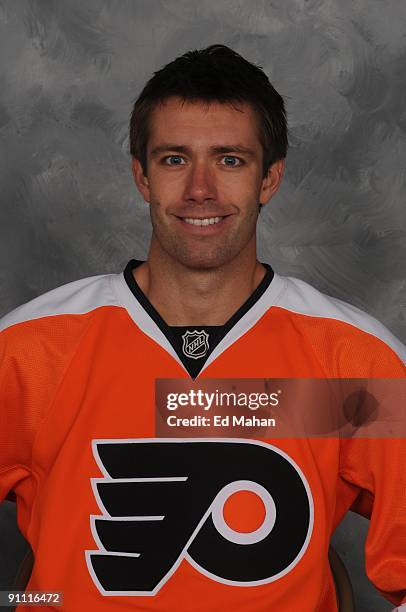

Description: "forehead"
147 97 261 151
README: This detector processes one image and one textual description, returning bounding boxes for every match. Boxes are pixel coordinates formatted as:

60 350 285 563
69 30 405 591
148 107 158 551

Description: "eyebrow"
150 144 256 158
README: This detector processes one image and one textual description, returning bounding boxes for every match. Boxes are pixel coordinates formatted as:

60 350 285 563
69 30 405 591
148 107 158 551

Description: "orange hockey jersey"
0 260 405 611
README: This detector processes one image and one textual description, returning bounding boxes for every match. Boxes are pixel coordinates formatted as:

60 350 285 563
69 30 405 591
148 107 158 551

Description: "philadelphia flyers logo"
85 438 313 596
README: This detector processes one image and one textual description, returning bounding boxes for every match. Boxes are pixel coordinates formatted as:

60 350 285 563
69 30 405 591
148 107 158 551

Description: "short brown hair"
129 44 288 178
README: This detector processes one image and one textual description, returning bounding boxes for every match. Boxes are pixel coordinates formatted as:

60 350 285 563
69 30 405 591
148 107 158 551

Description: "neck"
133 241 266 326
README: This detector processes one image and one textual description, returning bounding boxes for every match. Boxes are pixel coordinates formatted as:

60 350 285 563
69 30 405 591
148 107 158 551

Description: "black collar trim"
123 260 274 378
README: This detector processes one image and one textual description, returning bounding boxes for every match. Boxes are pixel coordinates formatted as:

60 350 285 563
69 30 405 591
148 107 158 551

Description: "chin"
171 248 234 271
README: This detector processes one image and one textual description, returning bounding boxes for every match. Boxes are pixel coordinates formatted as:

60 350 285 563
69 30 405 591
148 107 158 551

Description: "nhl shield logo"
182 330 209 360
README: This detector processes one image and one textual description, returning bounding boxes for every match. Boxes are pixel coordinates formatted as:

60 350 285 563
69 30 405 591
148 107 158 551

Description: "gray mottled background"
0 1 405 610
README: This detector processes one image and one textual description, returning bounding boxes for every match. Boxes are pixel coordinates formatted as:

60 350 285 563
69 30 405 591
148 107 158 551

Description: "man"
0 45 405 611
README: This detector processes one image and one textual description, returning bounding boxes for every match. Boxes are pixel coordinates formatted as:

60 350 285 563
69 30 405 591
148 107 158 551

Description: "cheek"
231 182 261 212
221 169 261 196
149 172 183 203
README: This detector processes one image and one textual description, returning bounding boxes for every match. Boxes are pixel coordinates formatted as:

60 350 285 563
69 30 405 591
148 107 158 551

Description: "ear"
132 158 150 203
259 159 285 206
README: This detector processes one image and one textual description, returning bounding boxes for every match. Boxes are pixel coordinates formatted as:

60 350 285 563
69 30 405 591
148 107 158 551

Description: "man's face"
132 97 283 270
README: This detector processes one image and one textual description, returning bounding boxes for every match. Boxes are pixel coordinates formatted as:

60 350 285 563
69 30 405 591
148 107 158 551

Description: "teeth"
183 216 223 226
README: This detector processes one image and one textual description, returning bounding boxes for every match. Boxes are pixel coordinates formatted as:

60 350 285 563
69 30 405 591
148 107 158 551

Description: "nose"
183 161 217 204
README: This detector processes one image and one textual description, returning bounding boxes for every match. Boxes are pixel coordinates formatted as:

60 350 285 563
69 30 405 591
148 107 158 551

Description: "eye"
163 155 185 166
221 156 244 167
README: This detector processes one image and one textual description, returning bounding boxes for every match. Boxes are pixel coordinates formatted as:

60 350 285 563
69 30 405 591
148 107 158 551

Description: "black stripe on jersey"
123 259 274 378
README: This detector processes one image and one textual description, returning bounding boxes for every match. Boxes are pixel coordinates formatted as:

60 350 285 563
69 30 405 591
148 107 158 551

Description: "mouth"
182 216 224 226
173 213 233 235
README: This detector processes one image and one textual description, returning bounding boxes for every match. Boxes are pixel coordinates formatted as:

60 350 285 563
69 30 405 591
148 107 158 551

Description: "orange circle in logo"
222 490 266 533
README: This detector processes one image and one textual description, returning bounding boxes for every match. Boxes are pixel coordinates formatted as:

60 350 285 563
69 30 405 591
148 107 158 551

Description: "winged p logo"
86 438 313 596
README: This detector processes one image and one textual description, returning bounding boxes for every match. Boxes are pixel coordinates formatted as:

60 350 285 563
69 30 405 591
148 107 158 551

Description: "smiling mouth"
182 216 224 226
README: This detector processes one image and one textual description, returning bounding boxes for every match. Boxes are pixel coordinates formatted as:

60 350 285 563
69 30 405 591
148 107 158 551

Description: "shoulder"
270 273 405 367
0 272 122 473
0 272 126 409
0 272 122 336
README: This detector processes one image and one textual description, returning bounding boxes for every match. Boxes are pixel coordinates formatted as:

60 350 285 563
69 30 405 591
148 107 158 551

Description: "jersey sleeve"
0 314 90 503
0 321 50 501
341 437 406 608
338 336 406 609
